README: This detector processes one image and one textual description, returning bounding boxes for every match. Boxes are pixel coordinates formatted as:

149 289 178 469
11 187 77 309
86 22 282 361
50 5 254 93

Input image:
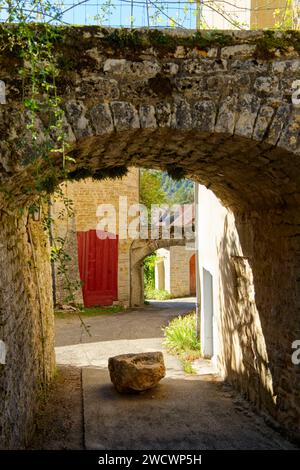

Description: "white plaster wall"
201 0 251 29
197 185 238 367
197 184 276 409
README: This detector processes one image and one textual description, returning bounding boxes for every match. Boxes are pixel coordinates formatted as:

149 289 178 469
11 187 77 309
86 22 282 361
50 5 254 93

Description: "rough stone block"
89 103 114 134
108 352 166 393
110 101 140 130
221 44 256 59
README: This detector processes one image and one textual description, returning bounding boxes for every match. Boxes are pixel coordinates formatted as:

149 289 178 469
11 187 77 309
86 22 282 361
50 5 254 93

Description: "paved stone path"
55 298 196 347
82 369 297 450
53 298 298 450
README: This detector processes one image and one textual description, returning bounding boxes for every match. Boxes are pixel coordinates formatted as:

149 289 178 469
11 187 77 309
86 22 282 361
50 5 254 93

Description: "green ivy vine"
0 3 85 314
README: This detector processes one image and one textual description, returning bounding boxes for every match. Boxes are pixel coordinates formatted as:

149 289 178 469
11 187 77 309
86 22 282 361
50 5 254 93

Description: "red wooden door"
77 230 118 307
189 254 196 295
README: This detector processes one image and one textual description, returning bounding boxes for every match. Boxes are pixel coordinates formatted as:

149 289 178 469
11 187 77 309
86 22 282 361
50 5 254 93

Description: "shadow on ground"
83 369 297 451
28 365 298 450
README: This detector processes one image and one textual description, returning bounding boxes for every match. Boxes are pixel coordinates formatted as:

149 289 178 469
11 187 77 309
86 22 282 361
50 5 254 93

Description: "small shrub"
145 288 171 301
143 253 157 290
163 312 201 374
163 312 200 353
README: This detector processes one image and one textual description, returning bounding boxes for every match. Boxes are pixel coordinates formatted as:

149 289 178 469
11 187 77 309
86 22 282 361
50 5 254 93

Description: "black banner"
0 450 299 467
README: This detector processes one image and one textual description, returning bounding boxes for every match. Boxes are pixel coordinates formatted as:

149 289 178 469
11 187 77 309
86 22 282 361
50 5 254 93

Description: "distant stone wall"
156 246 195 297
169 246 195 297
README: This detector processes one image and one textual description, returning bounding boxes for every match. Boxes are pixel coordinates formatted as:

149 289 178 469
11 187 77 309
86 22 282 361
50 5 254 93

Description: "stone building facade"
154 204 196 298
155 246 196 297
53 168 140 307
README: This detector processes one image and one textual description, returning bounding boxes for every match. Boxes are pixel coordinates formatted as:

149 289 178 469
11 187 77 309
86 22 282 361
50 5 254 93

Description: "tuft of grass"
181 359 196 375
145 288 171 301
163 312 201 374
55 304 123 319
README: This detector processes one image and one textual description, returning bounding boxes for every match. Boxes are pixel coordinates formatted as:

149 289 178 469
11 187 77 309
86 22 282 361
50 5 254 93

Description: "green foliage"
191 30 234 49
140 170 167 211
66 167 94 182
55 304 123 319
163 312 200 354
170 186 194 205
143 253 157 290
36 175 59 194
66 165 129 182
0 4 67 187
140 168 194 209
148 29 175 46
103 28 146 49
144 287 172 301
102 28 234 54
181 359 196 375
163 312 201 374
162 176 194 205
274 0 296 29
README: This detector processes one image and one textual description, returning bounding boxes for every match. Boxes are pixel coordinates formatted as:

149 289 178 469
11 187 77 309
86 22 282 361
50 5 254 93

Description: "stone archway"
0 27 300 447
130 237 188 307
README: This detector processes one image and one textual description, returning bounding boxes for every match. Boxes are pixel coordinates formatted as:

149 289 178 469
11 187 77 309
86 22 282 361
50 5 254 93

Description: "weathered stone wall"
1 28 300 209
53 168 139 306
0 27 299 446
52 183 83 305
198 187 300 442
0 206 55 449
236 208 300 438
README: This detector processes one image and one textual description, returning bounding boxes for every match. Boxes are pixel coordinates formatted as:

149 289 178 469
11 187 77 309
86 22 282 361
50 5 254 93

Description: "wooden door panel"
189 254 196 295
77 230 118 307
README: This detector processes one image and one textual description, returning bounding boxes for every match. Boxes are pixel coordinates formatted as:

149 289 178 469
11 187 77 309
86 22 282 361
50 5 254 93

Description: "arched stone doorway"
0 27 300 447
130 237 188 307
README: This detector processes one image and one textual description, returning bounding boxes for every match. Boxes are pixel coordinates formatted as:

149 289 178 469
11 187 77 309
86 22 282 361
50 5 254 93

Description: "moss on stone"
92 166 128 181
165 165 186 181
102 28 147 49
66 165 128 183
66 167 93 181
101 28 234 54
254 30 300 59
36 174 59 194
189 31 234 49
